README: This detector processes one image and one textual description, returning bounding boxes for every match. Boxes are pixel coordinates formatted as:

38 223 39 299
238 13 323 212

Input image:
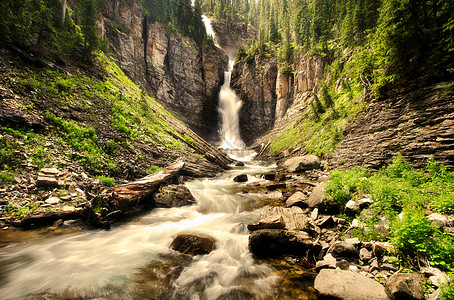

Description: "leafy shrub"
0 170 15 183
325 168 370 205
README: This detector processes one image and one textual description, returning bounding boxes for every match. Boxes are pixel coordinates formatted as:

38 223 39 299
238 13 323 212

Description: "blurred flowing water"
0 162 282 300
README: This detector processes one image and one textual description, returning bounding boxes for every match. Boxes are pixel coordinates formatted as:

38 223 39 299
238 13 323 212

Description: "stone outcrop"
329 81 454 169
314 269 390 300
99 0 227 141
282 155 321 173
231 56 278 144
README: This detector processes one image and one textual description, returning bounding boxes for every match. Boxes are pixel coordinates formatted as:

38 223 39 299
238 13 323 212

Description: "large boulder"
386 273 425 300
170 233 217 255
282 155 321 173
248 229 319 257
233 174 248 182
153 184 196 208
254 206 308 230
314 269 390 300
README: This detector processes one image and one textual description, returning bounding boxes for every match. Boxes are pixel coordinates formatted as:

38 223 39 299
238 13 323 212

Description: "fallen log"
20 208 84 228
97 158 185 213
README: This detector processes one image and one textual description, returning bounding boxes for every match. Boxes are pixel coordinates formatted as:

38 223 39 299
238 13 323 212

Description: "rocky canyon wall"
98 1 227 141
233 50 454 169
232 54 326 144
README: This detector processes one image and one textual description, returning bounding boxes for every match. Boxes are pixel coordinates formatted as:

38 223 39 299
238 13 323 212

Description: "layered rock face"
329 81 454 169
99 1 227 141
231 55 326 144
231 57 278 144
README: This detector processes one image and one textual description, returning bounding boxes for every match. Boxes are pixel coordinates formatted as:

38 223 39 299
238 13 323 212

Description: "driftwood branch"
100 158 185 212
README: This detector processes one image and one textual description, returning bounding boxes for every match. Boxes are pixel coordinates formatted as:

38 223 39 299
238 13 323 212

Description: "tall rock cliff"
99 1 227 142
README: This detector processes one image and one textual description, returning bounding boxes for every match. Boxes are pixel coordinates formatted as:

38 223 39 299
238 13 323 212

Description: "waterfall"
202 15 246 151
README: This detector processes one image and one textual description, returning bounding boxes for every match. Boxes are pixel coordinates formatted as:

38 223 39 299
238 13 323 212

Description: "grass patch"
148 165 163 174
97 175 115 187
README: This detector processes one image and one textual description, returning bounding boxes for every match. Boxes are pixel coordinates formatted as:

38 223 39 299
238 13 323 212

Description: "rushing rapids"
0 163 281 299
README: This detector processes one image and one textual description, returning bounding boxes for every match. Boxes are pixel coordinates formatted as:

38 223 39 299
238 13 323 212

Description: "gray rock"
247 215 285 231
345 200 360 213
314 269 390 300
315 215 334 228
306 181 326 208
310 208 319 220
233 174 248 182
328 241 359 259
255 206 308 230
36 175 58 187
282 155 321 173
45 197 60 205
248 229 318 257
336 259 350 270
153 185 196 208
360 248 373 262
170 233 217 255
421 267 448 287
315 253 337 271
285 191 308 208
428 213 448 227
386 273 425 300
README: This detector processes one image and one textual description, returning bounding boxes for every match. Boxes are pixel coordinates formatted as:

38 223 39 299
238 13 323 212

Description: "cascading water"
0 164 280 299
202 15 256 161
218 60 245 150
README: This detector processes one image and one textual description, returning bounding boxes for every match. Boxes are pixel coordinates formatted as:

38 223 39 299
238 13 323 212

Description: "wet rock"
314 269 390 300
328 241 359 259
235 162 245 167
248 229 318 257
285 191 307 208
386 273 425 300
263 173 276 180
247 215 285 231
306 181 326 208
170 233 217 255
153 184 196 208
233 174 248 182
265 183 287 190
282 155 321 173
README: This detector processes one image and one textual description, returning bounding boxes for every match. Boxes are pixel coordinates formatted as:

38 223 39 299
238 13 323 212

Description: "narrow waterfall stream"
0 163 281 299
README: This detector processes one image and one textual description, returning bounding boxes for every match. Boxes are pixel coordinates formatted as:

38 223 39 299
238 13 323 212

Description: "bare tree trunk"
61 0 67 25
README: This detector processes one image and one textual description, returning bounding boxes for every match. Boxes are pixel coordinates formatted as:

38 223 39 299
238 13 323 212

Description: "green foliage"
326 168 370 206
6 201 39 220
45 112 115 173
97 175 115 187
327 155 454 272
441 276 454 300
0 170 16 183
148 165 163 174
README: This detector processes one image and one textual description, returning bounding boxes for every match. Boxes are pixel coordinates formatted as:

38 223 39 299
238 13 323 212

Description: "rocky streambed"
0 155 451 299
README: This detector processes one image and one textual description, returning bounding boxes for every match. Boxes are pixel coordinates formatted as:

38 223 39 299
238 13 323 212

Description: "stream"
0 162 289 300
